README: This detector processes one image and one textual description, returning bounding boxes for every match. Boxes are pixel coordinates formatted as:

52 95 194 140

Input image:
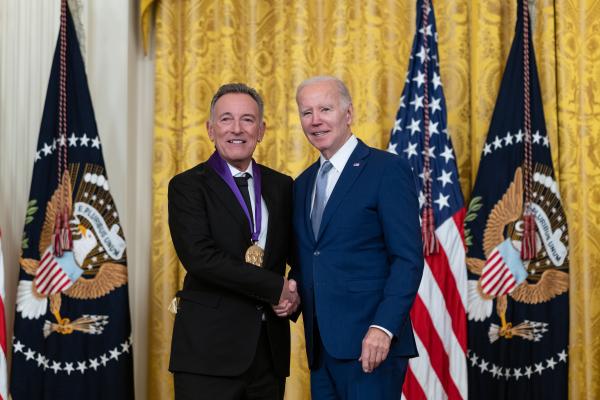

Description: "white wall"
0 1 154 398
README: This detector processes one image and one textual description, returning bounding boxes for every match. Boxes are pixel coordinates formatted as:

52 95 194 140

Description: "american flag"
0 231 7 400
387 1 468 399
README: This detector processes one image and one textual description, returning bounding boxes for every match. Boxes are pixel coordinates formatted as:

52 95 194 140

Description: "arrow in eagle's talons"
43 314 110 338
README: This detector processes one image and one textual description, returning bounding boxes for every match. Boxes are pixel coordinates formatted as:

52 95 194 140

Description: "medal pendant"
245 243 264 267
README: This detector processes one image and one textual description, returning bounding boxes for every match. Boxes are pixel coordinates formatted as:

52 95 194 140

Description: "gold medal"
245 243 264 267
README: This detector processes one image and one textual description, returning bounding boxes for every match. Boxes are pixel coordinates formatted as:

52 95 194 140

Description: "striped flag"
387 0 468 398
34 247 83 296
480 239 527 297
0 231 7 400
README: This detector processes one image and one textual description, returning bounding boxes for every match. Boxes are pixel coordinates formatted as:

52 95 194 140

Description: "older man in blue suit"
292 76 424 399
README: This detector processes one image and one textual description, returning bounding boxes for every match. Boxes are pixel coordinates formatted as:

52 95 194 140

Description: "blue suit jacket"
293 139 424 367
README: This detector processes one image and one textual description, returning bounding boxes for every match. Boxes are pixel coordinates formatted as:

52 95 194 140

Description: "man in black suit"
168 83 300 400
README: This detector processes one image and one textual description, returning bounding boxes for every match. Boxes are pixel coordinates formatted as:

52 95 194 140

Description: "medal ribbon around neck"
207 151 262 242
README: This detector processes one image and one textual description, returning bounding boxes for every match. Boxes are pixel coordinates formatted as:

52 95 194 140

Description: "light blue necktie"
311 160 333 238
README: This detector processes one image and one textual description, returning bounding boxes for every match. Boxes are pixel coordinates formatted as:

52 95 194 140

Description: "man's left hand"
358 327 392 373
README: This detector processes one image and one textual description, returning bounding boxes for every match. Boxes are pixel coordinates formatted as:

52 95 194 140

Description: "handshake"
272 278 301 317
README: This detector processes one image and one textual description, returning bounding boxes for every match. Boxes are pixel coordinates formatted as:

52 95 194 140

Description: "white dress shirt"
227 163 269 250
311 135 358 213
310 135 393 339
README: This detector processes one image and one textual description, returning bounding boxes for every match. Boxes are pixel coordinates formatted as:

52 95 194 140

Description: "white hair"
296 75 352 108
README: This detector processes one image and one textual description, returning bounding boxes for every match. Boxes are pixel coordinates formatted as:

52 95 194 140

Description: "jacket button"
314 250 320 256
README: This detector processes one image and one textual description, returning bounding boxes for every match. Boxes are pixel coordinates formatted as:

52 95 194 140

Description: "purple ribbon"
207 151 262 242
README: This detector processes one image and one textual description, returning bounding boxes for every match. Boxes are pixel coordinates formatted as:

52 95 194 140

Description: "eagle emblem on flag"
466 164 569 343
17 167 128 338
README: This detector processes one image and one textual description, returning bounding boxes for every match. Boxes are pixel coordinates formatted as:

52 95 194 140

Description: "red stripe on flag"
483 264 506 293
426 238 467 353
482 251 502 275
494 270 512 291
40 249 53 265
488 269 513 295
410 296 463 400
35 259 56 289
481 257 504 289
37 266 60 294
39 267 63 294
403 365 427 400
497 273 514 294
497 273 516 295
0 297 5 356
46 271 68 294
452 209 466 241
1 232 7 400
36 257 54 282
54 276 72 293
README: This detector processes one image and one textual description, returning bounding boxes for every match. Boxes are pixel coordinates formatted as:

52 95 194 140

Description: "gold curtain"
143 1 600 399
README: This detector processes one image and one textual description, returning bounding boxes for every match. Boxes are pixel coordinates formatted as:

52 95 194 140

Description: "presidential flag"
464 0 569 398
388 0 468 398
10 3 134 399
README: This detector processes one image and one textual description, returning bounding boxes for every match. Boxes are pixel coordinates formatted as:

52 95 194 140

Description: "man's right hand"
272 278 300 317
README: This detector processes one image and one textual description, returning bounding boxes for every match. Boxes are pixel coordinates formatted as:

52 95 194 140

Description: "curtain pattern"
555 1 600 398
143 1 600 399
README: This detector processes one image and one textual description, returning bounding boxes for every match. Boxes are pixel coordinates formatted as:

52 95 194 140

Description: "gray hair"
296 76 353 108
209 83 264 121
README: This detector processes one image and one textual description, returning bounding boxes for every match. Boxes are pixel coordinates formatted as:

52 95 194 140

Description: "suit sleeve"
371 157 424 336
168 173 284 305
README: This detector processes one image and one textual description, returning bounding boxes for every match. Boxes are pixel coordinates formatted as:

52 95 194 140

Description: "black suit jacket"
168 161 293 377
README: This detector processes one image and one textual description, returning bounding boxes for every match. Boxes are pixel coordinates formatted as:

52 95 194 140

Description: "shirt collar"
227 161 253 178
320 135 358 173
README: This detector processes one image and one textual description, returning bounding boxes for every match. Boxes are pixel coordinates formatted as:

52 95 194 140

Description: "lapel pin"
353 162 360 167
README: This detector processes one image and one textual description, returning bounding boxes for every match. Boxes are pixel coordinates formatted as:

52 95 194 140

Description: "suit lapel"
304 160 320 243
203 165 251 235
317 140 370 240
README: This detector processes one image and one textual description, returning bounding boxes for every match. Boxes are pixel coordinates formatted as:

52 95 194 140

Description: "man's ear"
346 103 354 126
206 120 214 142
258 121 266 142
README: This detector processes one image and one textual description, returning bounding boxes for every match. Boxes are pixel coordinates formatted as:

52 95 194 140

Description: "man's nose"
232 118 242 133
311 112 322 125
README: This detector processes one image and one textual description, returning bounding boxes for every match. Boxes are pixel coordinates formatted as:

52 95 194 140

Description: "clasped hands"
272 278 300 317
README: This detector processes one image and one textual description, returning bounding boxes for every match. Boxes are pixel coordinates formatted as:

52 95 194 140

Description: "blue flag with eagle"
10 5 134 399
464 0 568 398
